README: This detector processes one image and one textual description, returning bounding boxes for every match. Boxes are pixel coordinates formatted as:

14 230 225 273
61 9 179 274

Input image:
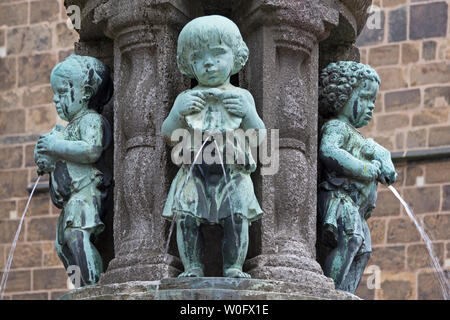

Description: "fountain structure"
58 0 374 300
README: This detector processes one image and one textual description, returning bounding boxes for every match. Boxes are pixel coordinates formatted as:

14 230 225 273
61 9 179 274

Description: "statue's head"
177 15 249 87
50 54 113 122
319 61 380 128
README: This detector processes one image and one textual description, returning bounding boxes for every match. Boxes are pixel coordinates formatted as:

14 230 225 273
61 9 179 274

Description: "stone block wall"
0 0 78 299
354 0 450 299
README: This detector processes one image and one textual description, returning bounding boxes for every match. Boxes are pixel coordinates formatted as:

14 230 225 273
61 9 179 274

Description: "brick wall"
0 0 78 299
354 0 450 299
0 0 449 300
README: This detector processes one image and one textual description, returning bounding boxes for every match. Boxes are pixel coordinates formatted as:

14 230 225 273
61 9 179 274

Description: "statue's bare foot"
224 268 251 278
178 268 204 278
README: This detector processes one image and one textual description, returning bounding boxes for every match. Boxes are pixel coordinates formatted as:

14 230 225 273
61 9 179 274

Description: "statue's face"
342 79 378 128
51 73 86 122
189 41 234 87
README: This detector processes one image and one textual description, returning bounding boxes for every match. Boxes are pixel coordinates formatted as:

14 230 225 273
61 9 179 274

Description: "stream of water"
388 185 450 300
0 175 41 300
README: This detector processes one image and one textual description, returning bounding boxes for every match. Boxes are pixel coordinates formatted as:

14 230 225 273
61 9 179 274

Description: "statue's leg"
64 228 103 286
222 215 250 278
322 230 363 290
176 213 204 277
340 252 371 293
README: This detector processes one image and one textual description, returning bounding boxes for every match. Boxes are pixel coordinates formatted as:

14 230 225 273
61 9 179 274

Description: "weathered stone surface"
355 11 385 47
395 132 404 150
26 217 57 241
418 271 448 299
423 41 436 61
382 0 405 7
424 87 450 108
429 126 450 147
425 160 450 184
388 6 406 42
33 268 68 290
412 108 448 126
387 218 420 243
377 68 408 91
423 214 450 240
12 292 48 300
0 169 28 200
379 273 415 300
7 25 52 55
56 22 78 48
385 89 420 112
26 106 57 133
51 291 69 300
8 243 42 268
0 109 25 135
18 54 57 87
406 129 426 148
370 246 405 271
410 62 450 86
407 243 444 269
354 275 375 300
405 165 423 186
0 270 31 292
23 85 53 108
410 2 448 40
0 57 16 92
43 242 64 267
18 194 49 217
376 114 409 131
30 0 60 24
369 45 399 67
60 278 360 300
403 187 440 214
368 219 385 245
443 185 450 211
401 43 419 64
0 91 20 110
372 190 400 217
0 146 22 169
0 200 15 220
0 2 28 27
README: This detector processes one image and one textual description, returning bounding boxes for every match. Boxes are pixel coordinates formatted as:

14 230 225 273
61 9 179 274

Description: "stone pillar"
235 0 339 285
92 0 201 284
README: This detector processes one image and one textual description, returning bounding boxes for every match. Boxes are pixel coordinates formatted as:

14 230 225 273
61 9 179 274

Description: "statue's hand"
179 91 206 116
363 160 381 180
36 133 59 155
222 92 247 118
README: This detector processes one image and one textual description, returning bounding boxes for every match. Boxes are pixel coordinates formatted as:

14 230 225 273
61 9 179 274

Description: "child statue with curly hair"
34 54 113 286
162 16 265 278
317 61 397 293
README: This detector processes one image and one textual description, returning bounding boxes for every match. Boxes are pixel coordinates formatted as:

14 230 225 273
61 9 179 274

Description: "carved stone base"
59 277 359 300
100 254 183 284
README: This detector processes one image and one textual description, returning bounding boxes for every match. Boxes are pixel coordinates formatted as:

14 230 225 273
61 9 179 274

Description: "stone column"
235 0 339 286
92 0 201 284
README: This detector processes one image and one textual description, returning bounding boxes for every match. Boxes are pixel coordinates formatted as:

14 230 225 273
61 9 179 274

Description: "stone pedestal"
63 0 373 299
60 277 359 300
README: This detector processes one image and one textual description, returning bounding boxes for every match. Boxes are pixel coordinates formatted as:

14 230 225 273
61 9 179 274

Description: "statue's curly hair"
177 15 249 79
318 61 380 118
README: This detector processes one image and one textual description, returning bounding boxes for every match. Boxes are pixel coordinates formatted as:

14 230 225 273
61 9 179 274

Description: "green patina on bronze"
34 54 113 286
317 61 398 293
161 15 265 279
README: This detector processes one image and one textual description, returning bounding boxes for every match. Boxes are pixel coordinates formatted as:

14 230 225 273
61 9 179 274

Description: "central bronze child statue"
161 15 265 278
317 61 397 293
34 54 113 286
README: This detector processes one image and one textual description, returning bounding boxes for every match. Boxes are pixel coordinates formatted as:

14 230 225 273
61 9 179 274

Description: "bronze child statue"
317 61 397 293
34 54 113 286
161 15 265 278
